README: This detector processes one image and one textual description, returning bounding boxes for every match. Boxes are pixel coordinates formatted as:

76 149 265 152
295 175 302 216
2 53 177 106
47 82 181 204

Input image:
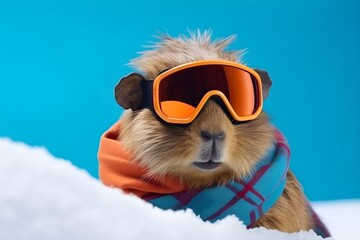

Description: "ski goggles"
147 60 263 124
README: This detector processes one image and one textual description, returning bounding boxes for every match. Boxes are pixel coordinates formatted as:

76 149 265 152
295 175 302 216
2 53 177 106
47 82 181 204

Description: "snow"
0 138 357 240
313 200 360 240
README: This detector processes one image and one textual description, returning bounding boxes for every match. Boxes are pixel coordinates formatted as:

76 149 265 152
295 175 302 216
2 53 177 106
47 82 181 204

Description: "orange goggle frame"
146 60 263 124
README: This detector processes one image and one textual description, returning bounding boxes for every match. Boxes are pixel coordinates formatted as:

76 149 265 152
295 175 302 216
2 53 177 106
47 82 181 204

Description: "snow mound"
0 138 334 240
313 200 360 240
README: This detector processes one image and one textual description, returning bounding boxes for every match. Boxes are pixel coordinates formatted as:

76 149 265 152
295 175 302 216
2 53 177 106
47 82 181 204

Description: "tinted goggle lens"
155 63 262 123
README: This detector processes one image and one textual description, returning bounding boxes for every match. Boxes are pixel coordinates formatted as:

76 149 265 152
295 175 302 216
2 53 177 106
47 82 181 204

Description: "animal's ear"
115 73 146 110
254 69 272 99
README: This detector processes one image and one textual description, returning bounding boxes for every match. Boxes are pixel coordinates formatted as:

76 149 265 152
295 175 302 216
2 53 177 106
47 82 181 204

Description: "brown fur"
117 31 313 233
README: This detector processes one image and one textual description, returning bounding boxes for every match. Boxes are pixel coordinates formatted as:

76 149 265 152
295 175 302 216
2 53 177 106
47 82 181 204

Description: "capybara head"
116 31 275 188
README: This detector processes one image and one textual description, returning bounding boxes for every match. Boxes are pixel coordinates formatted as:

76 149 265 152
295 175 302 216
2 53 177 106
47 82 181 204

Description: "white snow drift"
0 137 356 240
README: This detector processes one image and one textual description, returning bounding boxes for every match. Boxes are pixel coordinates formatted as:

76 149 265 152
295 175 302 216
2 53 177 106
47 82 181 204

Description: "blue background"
1 0 359 201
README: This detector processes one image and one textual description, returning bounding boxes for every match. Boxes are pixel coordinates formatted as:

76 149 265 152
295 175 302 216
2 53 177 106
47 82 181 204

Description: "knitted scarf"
98 122 330 238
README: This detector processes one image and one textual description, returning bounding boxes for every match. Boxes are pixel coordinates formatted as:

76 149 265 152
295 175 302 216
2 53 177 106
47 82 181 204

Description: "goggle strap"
139 80 154 111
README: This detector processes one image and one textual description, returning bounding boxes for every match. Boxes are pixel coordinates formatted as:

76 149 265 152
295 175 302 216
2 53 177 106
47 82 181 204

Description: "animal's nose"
200 131 225 142
196 130 225 166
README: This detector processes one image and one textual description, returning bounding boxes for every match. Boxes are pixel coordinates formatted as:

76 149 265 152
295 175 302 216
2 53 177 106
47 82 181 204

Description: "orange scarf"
98 122 186 198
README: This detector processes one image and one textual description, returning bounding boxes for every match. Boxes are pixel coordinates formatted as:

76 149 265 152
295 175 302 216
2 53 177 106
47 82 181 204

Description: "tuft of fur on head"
130 30 245 79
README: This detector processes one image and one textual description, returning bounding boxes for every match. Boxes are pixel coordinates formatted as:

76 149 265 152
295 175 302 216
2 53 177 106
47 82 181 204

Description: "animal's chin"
192 161 222 171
